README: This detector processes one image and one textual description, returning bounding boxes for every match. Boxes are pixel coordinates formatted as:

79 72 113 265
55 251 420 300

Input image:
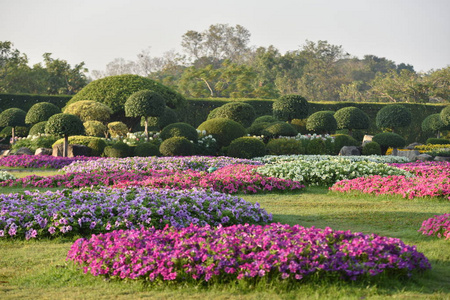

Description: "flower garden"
1 154 449 298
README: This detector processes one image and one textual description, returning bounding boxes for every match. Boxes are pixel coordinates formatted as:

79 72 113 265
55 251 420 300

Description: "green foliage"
335 129 365 144
334 107 370 132
84 121 107 137
197 118 246 147
87 139 107 157
45 113 84 137
125 90 166 119
262 122 297 138
376 104 412 131
289 118 308 134
107 121 128 138
159 136 195 156
206 102 256 127
372 132 406 153
273 94 309 122
63 100 113 122
253 115 278 124
0 108 26 127
25 102 60 125
145 107 178 130
103 141 131 158
0 126 29 138
362 141 382 155
53 135 104 147
225 137 266 159
421 113 449 134
425 138 450 145
133 142 159 157
11 135 58 152
160 122 198 142
440 105 450 126
306 111 337 134
332 134 359 154
29 121 47 136
66 74 185 114
247 122 272 136
0 93 71 112
266 138 305 155
306 138 327 155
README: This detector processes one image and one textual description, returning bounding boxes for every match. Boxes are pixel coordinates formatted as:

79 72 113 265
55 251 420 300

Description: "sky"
1 0 449 75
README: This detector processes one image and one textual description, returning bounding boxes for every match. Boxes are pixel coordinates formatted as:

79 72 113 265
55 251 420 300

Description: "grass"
1 186 450 299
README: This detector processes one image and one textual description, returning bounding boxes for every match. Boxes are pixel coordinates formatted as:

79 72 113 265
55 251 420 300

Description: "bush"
45 113 85 137
362 141 382 155
425 138 450 145
63 100 113 122
197 118 246 148
440 105 450 126
273 94 309 122
306 138 327 155
25 102 60 125
306 111 337 134
332 134 359 154
266 138 305 155
247 122 272 136
335 129 365 145
107 121 128 138
29 121 47 136
103 142 131 158
421 113 449 136
159 136 194 156
84 121 107 137
53 135 105 156
289 118 308 134
0 126 29 138
133 142 159 157
334 107 370 135
262 122 297 138
252 115 278 125
87 139 107 157
376 104 412 131
0 108 26 128
207 102 256 127
160 122 198 143
226 137 266 159
11 135 58 153
145 107 178 130
373 132 406 154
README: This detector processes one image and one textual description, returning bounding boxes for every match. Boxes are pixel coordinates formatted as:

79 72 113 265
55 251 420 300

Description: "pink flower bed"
419 214 450 240
113 164 304 194
67 223 431 282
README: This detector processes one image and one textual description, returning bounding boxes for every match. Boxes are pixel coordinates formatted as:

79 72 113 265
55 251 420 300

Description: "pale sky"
1 0 449 75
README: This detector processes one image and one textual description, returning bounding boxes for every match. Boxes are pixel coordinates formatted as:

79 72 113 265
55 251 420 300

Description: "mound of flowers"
254 154 410 164
0 187 271 239
419 214 450 240
330 162 450 200
0 155 99 169
0 170 15 182
67 223 431 283
113 164 304 194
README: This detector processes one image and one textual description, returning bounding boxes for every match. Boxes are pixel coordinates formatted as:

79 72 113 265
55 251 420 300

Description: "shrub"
266 138 305 155
197 118 246 148
376 104 412 132
362 141 382 155
289 118 308 134
145 106 178 130
207 102 256 127
133 142 159 157
103 142 130 158
160 122 198 143
63 100 113 122
273 94 309 122
334 107 370 136
372 132 406 154
422 113 449 137
45 113 85 138
0 108 27 142
332 134 359 154
29 121 47 136
426 138 450 145
226 137 266 159
440 105 450 126
53 135 105 156
306 111 337 134
25 102 60 125
107 121 128 138
0 126 29 139
306 138 327 155
247 122 272 136
87 139 107 157
11 135 58 153
262 122 297 138
84 121 107 137
159 136 195 156
252 115 278 125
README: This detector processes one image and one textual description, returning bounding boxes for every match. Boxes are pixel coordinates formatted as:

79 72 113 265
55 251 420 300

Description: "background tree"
376 104 412 132
25 102 61 125
45 113 84 157
0 108 26 144
273 94 309 122
334 107 370 136
306 111 337 134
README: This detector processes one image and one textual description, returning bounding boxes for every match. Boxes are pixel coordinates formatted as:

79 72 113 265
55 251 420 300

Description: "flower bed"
0 155 99 169
0 188 272 239
67 223 431 282
418 214 450 240
0 170 15 182
254 154 410 164
113 164 304 194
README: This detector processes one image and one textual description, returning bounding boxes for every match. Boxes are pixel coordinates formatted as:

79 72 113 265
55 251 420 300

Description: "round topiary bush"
376 104 412 132
273 94 309 122
25 102 60 125
440 106 450 126
252 115 278 125
145 107 178 130
266 138 305 155
197 118 246 148
362 141 382 155
372 132 406 154
332 134 359 154
207 102 256 127
87 138 107 157
45 113 85 138
306 138 327 155
159 136 195 156
63 100 113 122
334 107 370 136
262 122 298 138
160 122 198 143
65 74 185 113
226 137 266 159
29 121 48 136
306 111 337 134
107 122 128 138
247 122 272 136
289 118 308 134
103 142 131 158
84 121 107 137
133 142 159 157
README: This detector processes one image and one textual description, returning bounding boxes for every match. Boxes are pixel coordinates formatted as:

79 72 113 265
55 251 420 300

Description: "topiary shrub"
45 113 85 157
87 139 107 157
159 136 194 156
63 100 113 122
262 122 297 138
0 126 29 138
266 138 305 155
207 102 256 127
372 132 406 154
273 94 309 122
0 108 27 143
145 107 178 130
425 138 450 145
160 122 198 143
133 142 159 157
103 142 131 158
226 137 266 159
25 102 60 125
306 111 337 134
376 104 412 132
29 121 48 136
107 121 128 138
306 138 327 155
440 106 450 126
334 107 370 136
289 118 308 134
197 118 246 148
252 115 278 125
335 129 365 145
84 121 107 137
53 135 105 156
422 113 450 138
247 122 272 136
332 134 359 154
362 141 382 155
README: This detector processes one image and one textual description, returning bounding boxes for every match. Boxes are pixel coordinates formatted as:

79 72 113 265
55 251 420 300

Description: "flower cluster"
0 187 272 239
67 223 431 282
0 155 98 169
418 214 450 240
113 164 304 194
0 170 15 182
254 154 410 164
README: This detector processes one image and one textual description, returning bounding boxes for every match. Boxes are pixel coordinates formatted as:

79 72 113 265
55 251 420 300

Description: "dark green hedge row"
0 93 72 112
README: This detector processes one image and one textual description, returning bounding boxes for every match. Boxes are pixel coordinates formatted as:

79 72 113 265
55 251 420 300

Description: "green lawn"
0 186 449 299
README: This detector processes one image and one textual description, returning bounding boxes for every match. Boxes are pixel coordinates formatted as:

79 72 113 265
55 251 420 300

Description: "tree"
25 102 61 125
440 105 450 126
63 100 113 123
273 94 309 122
421 113 449 138
0 41 32 93
45 113 84 157
0 108 26 144
426 67 450 102
376 104 412 132
372 132 406 154
334 107 370 136
125 90 166 141
306 111 337 134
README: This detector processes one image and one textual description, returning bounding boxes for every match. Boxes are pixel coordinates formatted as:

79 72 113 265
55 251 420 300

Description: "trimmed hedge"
0 93 71 112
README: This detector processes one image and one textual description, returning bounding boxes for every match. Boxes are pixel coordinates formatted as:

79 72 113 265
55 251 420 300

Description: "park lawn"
0 186 449 299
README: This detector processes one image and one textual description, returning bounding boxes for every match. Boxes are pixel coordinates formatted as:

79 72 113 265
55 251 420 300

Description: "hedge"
0 93 71 112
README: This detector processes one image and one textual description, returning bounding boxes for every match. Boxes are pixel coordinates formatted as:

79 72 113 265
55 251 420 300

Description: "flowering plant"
0 170 15 182
0 155 99 169
419 214 450 240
